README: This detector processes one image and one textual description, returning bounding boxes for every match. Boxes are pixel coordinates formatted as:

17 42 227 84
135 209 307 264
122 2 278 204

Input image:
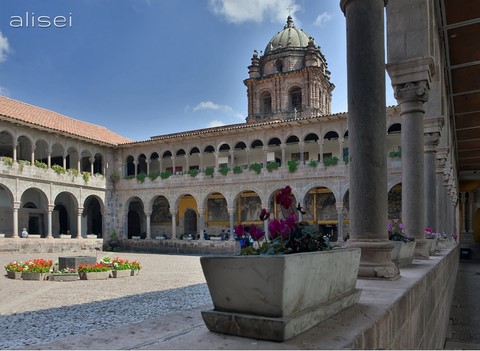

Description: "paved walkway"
1 246 476 349
444 241 480 350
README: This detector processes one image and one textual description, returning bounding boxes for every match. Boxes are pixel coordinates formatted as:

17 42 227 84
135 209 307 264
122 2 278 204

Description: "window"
290 88 302 111
261 92 272 114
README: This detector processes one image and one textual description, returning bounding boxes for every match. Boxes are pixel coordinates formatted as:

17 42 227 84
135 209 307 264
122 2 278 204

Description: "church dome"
264 16 312 54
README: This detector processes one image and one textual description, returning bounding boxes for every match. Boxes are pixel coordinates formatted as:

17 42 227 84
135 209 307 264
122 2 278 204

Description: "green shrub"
287 160 298 173
82 171 90 183
110 172 120 182
308 159 318 168
233 165 243 174
188 169 199 177
218 165 230 176
388 150 401 158
34 160 48 169
2 157 13 167
149 171 160 181
136 172 146 183
52 164 66 175
68 168 79 177
249 163 262 174
323 156 339 167
266 161 279 172
204 167 215 177
160 171 172 179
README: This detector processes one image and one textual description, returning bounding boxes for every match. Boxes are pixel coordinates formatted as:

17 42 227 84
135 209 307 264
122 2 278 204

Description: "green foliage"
148 171 159 181
266 161 279 172
343 157 349 165
218 165 230 176
204 166 215 177
233 165 243 174
34 160 48 169
2 157 13 167
160 171 172 179
136 172 146 183
68 168 79 177
323 156 339 167
388 150 401 158
82 171 90 183
110 172 120 182
308 159 318 168
52 164 66 175
125 174 135 180
188 169 199 177
249 163 262 174
287 160 298 173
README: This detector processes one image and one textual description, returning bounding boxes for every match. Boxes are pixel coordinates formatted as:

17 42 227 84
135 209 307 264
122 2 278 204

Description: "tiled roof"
0 96 133 145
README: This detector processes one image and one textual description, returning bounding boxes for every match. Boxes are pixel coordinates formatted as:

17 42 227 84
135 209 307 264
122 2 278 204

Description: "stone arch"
137 154 147 175
150 152 160 173
66 146 79 170
205 192 229 231
34 139 49 165
150 195 171 238
260 90 273 114
0 131 14 158
125 155 135 177
20 187 48 237
84 195 104 238
188 147 201 170
126 196 145 239
17 135 33 162
388 183 402 221
0 184 14 236
80 149 92 173
51 143 65 167
235 189 263 224
93 152 104 175
53 192 78 237
175 193 199 237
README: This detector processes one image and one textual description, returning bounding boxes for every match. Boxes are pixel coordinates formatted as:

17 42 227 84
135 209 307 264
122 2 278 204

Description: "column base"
346 240 400 280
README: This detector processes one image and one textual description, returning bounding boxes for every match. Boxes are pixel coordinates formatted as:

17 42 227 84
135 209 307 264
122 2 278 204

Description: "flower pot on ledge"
111 269 131 278
390 241 416 267
200 248 362 342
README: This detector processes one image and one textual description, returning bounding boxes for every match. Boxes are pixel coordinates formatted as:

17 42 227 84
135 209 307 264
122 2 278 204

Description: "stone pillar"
134 161 138 177
145 211 151 239
170 208 177 239
13 142 17 162
76 208 83 239
199 152 204 170
185 154 190 172
336 202 344 242
246 148 251 168
171 156 176 174
63 153 67 169
299 142 305 164
281 145 287 169
124 211 129 239
198 207 205 240
460 193 466 234
319 141 324 166
424 133 439 231
31 145 35 165
146 160 150 176
90 157 94 175
228 207 235 241
341 0 399 279
468 192 474 233
262 146 268 168
13 201 20 238
387 58 434 259
46 205 54 239
229 150 234 169
436 148 447 234
339 138 345 165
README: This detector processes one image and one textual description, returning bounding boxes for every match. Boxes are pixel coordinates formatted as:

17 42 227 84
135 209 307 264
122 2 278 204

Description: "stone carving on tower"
244 16 335 123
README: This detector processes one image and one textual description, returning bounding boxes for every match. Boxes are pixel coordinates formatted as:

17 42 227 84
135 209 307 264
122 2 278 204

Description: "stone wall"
0 238 103 254
108 239 238 255
348 246 459 349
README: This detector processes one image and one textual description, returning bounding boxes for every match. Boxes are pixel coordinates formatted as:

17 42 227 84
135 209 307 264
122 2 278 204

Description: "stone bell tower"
244 16 335 123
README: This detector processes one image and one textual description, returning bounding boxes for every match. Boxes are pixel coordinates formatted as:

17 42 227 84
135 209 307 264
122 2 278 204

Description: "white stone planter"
427 238 438 255
86 234 97 239
390 241 416 267
200 248 361 341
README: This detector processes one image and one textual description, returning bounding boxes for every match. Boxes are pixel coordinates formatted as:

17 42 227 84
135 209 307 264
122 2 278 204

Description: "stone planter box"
86 234 98 239
390 241 416 267
28 234 41 239
60 235 71 239
111 269 132 278
21 272 47 280
79 271 110 280
6 271 22 279
427 238 438 255
49 273 78 282
200 248 362 341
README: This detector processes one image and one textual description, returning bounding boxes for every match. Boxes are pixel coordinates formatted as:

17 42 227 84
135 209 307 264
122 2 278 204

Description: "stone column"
145 211 151 239
13 201 20 238
63 153 67 169
262 146 268 168
281 145 287 169
170 208 177 239
199 152 204 170
47 148 52 169
31 145 35 165
246 148 251 168
318 141 324 167
299 142 305 164
468 192 474 233
46 205 54 239
228 207 235 241
198 207 205 240
76 208 83 239
133 161 138 177
460 193 466 234
336 202 344 242
229 150 234 169
341 0 398 279
90 157 94 175
339 138 345 165
171 156 176 174
146 160 150 176
387 58 434 259
185 154 190 172
424 133 439 231
13 142 17 162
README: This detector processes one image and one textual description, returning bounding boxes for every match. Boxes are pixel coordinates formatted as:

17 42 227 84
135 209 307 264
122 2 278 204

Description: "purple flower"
234 224 245 238
259 209 270 221
249 225 265 241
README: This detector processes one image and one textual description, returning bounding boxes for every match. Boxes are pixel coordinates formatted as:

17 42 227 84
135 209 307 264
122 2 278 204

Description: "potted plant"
266 161 279 172
49 267 78 282
287 159 298 173
17 258 53 280
424 228 439 255
249 163 262 174
200 185 362 342
388 219 416 267
4 260 24 279
104 256 142 278
78 262 111 280
218 165 229 176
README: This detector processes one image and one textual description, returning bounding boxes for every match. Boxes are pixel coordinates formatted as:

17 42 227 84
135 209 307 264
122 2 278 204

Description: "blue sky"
0 0 396 141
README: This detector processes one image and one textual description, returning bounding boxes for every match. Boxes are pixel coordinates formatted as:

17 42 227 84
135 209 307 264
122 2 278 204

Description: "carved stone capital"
393 81 429 104
424 134 440 153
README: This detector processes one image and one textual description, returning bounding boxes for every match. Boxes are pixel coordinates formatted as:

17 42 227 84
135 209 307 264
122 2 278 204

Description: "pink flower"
249 225 265 241
234 224 245 238
259 208 270 221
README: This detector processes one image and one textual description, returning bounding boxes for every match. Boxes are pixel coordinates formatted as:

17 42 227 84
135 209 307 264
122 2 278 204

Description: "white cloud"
206 120 226 128
193 100 233 113
313 12 332 27
0 32 11 63
209 0 300 24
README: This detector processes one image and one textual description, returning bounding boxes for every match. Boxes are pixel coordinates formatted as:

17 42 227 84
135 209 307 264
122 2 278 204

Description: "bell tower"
244 16 335 123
